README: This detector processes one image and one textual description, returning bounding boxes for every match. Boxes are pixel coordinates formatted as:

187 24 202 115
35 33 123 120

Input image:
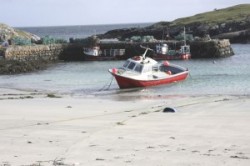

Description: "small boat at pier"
83 46 126 61
109 47 189 89
153 27 191 60
83 46 100 56
153 43 191 60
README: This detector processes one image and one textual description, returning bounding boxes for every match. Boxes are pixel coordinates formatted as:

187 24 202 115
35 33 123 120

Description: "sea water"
0 44 249 98
1 24 250 99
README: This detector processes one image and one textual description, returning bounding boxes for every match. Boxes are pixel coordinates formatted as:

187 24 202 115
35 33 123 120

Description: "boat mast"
183 26 186 46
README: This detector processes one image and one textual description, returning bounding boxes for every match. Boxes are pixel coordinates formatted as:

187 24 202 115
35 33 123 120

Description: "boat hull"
110 70 189 89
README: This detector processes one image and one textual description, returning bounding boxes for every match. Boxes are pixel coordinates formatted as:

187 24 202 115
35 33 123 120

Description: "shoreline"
0 88 250 165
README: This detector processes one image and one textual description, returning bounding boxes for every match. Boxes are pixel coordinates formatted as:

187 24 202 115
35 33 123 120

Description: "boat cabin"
122 56 159 74
120 56 185 76
156 43 168 55
83 46 100 56
179 45 190 54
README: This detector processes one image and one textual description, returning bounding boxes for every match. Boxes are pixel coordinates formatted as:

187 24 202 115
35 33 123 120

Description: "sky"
0 0 249 27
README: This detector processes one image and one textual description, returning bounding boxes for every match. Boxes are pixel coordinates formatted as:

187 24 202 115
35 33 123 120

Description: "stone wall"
190 39 234 58
59 44 85 61
99 39 234 59
4 44 65 61
2 39 234 61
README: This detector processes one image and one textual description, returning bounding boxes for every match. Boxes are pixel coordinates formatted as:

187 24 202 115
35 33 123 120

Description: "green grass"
170 4 250 26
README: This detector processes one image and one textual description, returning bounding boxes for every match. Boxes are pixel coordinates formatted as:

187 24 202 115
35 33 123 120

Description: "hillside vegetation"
171 4 250 26
103 4 250 43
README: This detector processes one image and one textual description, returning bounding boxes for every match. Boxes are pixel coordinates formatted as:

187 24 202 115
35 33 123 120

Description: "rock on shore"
0 23 40 42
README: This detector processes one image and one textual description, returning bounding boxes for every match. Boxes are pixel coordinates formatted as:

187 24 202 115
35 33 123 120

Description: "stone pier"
3 44 65 61
190 39 234 58
1 39 234 61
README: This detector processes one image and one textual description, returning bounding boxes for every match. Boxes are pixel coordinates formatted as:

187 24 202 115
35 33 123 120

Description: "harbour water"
1 24 250 99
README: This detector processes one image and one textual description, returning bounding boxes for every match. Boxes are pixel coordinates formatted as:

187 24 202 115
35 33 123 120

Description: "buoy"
163 61 170 66
112 68 118 74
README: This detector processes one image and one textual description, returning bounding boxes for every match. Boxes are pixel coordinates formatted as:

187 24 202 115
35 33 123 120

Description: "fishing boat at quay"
153 43 191 60
83 46 126 61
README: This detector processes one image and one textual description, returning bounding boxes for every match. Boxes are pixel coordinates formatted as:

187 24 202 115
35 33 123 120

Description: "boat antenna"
140 45 153 59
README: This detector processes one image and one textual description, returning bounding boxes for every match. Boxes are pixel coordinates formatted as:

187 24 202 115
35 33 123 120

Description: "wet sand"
0 88 250 165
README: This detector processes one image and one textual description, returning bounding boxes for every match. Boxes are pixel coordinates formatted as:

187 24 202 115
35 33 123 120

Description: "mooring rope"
98 76 114 91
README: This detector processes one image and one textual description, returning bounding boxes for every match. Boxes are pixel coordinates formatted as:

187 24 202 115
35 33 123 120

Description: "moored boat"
153 27 191 60
109 47 189 89
83 46 126 61
153 43 191 60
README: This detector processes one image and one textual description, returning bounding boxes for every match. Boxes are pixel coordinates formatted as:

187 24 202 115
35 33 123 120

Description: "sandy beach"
0 88 250 166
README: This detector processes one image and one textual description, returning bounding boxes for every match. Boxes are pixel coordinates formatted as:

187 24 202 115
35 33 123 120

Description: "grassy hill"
172 4 250 26
98 4 250 43
142 4 250 42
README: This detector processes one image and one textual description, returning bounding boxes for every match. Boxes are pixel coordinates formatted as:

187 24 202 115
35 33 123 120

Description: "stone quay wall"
190 39 234 58
1 39 234 61
98 39 234 59
4 44 65 61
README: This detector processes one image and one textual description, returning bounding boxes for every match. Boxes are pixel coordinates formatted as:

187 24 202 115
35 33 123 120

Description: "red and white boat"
153 27 191 60
153 43 191 60
109 47 189 89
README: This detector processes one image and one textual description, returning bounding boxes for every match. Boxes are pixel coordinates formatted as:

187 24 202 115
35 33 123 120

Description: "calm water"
1 24 250 98
0 44 249 98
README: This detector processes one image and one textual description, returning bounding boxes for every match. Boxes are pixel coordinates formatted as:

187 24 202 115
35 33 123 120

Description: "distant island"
99 4 250 43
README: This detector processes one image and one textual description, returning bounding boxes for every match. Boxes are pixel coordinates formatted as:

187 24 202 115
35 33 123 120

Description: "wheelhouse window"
134 64 143 73
123 60 130 68
128 61 136 70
